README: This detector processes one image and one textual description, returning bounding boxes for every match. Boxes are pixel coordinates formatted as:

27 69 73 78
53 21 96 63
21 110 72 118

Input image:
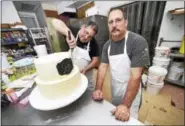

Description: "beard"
110 27 127 42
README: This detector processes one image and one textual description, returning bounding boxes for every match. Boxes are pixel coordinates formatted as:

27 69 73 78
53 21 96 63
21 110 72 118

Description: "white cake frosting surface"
34 52 81 99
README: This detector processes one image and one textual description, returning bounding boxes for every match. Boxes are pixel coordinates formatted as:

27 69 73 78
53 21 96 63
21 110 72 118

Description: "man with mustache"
92 7 150 121
52 19 99 90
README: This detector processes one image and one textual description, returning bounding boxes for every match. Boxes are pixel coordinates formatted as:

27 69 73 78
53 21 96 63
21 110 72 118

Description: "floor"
92 68 184 110
160 83 184 110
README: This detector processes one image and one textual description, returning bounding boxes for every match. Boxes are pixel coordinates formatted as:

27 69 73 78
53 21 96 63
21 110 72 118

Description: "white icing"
34 52 81 99
34 52 72 81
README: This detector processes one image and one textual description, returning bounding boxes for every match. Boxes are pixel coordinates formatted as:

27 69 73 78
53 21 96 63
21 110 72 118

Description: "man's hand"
80 68 87 74
111 104 130 122
92 89 103 100
66 32 76 48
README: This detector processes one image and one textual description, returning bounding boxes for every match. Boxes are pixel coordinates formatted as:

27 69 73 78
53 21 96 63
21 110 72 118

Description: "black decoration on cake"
56 58 73 75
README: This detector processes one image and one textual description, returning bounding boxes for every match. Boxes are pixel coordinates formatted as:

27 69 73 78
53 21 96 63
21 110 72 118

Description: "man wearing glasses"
52 19 99 90
92 7 150 121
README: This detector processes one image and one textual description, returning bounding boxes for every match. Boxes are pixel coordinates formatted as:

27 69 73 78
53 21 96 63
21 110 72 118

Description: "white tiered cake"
34 52 81 99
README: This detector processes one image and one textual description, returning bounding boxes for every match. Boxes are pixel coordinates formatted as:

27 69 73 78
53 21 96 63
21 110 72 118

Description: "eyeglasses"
108 18 124 25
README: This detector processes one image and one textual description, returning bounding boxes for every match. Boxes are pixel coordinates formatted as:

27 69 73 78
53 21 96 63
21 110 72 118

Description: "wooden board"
139 90 184 125
77 2 95 19
44 10 59 18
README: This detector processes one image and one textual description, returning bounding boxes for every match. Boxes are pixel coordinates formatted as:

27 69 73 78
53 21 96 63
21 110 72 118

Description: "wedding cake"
34 52 81 99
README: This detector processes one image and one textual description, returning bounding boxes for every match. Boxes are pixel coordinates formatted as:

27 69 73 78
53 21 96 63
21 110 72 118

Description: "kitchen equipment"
68 30 74 60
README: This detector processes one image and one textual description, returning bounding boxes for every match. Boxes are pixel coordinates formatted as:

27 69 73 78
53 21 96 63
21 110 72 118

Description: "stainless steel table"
2 89 143 125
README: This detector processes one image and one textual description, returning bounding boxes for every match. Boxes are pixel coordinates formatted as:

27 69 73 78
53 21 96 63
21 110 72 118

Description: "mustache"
111 27 120 33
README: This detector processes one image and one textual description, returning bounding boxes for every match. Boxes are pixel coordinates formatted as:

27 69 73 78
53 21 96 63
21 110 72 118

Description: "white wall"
2 1 21 24
157 1 184 48
93 1 130 16
56 1 76 14
41 2 57 11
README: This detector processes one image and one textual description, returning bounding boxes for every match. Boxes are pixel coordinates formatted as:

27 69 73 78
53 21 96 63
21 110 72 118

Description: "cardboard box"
139 90 184 125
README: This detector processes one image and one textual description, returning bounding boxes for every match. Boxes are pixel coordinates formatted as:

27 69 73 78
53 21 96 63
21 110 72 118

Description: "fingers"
92 90 103 101
111 108 116 115
66 36 76 48
67 40 76 48
80 69 83 73
114 106 130 122
99 92 103 100
97 91 103 100
92 92 97 100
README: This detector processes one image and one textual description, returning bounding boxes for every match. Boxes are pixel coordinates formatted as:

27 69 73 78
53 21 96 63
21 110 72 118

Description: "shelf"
168 8 184 15
33 37 47 39
1 28 26 32
2 41 28 46
169 53 184 58
165 78 184 87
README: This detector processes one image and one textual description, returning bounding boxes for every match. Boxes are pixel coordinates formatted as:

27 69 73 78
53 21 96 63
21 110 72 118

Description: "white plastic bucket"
148 66 168 83
168 66 184 81
155 46 170 58
171 61 184 68
152 57 170 69
146 80 164 95
34 45 48 57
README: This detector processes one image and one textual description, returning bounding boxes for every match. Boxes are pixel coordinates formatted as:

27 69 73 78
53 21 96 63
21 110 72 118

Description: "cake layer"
34 52 72 81
35 66 81 99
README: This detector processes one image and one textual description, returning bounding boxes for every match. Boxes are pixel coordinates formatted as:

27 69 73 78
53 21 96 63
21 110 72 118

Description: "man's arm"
51 19 70 37
92 63 108 100
121 67 143 108
96 63 109 90
83 57 100 73
51 19 76 48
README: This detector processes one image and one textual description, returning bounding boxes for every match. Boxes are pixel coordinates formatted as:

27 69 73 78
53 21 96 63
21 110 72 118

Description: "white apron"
71 33 94 90
108 31 141 119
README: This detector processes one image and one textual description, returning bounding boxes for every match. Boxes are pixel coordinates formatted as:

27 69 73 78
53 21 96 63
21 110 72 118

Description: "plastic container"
34 45 48 57
13 58 36 79
155 46 170 58
152 57 170 69
146 80 164 95
171 58 184 68
179 35 184 54
148 66 168 83
168 66 184 81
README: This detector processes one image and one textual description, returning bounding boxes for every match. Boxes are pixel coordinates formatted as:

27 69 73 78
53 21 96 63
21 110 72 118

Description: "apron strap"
86 41 90 51
108 31 129 55
124 31 129 54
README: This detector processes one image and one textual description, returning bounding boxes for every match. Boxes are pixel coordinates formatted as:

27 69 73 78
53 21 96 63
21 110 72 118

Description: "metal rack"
159 37 184 87
29 28 51 52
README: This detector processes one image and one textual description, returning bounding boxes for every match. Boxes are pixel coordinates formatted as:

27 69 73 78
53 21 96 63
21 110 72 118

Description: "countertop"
2 88 143 125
